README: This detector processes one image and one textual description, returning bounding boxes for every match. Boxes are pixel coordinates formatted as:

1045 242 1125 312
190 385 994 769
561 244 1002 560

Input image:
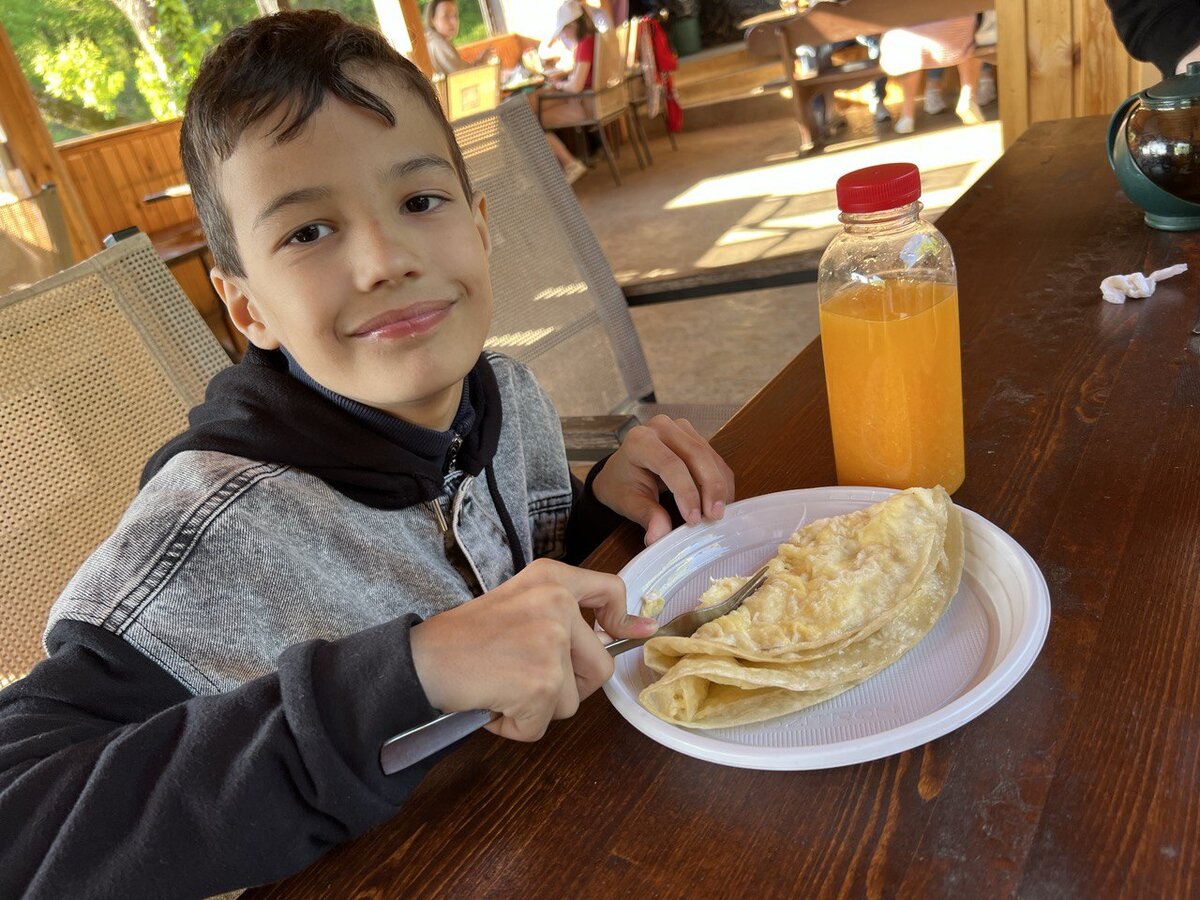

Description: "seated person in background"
424 0 472 75
924 14 998 113
534 0 597 184
879 17 983 135
541 0 596 126
0 10 734 896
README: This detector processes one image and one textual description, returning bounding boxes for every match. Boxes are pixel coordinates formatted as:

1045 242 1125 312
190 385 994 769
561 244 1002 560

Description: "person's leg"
955 56 984 124
895 70 920 133
535 96 590 182
924 67 947 114
977 61 997 105
870 76 891 122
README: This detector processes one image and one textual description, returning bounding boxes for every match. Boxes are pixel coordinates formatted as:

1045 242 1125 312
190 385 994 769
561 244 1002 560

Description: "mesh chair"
0 233 230 685
538 25 645 186
445 61 502 120
454 98 738 453
0 184 74 296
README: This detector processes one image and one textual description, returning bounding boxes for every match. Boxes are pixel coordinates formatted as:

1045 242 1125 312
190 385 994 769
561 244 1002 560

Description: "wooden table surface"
248 117 1200 898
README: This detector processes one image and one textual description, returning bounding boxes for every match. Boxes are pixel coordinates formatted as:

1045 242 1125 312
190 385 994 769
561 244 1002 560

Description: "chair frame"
445 60 503 121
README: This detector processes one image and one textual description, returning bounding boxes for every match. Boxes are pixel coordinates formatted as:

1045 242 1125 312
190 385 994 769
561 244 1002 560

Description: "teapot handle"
1107 92 1140 170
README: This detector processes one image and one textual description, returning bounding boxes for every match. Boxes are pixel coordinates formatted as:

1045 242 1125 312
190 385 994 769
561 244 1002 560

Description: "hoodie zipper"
429 432 465 534
446 432 463 473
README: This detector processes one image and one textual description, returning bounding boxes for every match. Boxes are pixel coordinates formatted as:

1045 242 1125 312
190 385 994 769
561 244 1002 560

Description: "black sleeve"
563 457 626 564
0 617 441 899
562 456 686 565
1104 0 1200 75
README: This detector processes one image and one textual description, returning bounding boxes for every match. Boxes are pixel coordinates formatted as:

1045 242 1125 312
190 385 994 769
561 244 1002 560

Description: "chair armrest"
561 414 638 462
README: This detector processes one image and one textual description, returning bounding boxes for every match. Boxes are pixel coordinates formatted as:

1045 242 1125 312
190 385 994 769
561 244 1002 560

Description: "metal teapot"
1108 61 1200 231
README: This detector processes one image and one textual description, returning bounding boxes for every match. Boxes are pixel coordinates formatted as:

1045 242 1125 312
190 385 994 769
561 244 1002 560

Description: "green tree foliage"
3 0 489 139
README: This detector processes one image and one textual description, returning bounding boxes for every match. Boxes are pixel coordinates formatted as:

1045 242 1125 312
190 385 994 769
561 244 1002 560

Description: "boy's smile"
210 68 491 431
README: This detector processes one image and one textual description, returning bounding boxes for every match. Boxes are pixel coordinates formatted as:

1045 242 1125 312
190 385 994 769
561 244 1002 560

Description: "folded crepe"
638 487 964 729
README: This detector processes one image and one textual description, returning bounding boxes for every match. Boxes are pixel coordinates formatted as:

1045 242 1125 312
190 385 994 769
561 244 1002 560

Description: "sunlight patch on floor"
664 122 1002 212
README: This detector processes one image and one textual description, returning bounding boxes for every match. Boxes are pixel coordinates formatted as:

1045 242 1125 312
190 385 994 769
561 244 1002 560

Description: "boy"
0 10 734 898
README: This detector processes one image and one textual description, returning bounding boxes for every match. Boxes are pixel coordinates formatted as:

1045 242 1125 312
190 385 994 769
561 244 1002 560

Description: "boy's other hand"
409 559 656 742
591 416 736 546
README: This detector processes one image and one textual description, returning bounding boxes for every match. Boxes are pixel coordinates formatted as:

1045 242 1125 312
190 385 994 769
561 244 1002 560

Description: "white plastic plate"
601 487 1051 770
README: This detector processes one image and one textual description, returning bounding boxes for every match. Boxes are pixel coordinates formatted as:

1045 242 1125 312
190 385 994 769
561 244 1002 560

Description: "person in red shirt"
541 2 596 127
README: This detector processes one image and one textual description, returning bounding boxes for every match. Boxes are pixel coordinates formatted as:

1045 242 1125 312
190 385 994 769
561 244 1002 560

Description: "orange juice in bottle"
817 163 964 493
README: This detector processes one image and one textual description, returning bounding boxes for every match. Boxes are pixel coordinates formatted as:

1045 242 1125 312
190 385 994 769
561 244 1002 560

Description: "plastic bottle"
817 162 965 493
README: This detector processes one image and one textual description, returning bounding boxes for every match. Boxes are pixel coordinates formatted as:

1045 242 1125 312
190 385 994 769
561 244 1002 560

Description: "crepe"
638 487 964 729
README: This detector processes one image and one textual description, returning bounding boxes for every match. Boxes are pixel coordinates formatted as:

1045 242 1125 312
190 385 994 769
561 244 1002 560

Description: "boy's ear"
473 192 491 257
209 268 281 350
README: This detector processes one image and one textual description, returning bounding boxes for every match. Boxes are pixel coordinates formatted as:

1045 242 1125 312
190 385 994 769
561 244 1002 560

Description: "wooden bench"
743 0 995 153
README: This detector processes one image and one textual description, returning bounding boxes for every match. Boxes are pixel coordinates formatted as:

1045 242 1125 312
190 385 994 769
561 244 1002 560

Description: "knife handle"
379 708 498 775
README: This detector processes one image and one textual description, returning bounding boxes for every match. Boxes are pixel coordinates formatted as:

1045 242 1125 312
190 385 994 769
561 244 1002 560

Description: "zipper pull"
428 498 449 533
445 432 463 473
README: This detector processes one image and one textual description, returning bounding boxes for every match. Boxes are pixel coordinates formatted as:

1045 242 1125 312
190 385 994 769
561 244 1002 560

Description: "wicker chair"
0 184 74 296
453 98 738 457
0 233 230 684
537 25 646 186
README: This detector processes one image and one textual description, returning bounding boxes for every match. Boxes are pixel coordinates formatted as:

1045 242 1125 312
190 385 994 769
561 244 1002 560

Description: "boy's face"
210 69 491 430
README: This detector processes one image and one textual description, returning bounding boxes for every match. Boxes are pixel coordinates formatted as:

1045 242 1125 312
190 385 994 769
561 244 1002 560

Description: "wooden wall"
996 0 1159 148
57 118 193 245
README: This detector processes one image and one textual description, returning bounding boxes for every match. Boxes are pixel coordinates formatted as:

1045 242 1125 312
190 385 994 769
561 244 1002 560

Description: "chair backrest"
446 61 502 120
0 185 74 297
0 233 231 684
452 98 653 417
591 26 628 121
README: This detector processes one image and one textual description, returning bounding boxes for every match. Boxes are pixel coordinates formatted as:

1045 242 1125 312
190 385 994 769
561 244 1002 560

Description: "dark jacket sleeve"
1105 0 1200 75
562 456 686 564
0 617 441 899
563 457 626 564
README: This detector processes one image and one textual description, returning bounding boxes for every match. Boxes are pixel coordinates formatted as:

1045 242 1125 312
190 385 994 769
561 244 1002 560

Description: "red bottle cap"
835 163 922 213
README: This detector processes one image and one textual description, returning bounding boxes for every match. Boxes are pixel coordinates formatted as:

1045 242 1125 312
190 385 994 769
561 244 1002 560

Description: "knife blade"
380 707 497 775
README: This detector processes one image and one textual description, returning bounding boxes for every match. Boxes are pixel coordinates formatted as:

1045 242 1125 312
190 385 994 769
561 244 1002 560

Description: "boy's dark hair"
180 9 473 278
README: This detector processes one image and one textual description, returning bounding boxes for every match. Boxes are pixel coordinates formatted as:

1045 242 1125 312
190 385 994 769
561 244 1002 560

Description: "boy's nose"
351 221 423 292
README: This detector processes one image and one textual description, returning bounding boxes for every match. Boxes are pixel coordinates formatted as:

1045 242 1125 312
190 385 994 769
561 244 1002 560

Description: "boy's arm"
562 458 627 564
0 617 440 898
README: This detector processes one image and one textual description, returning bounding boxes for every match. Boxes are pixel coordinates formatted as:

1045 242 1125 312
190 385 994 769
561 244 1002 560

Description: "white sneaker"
975 11 998 47
870 98 892 122
976 73 997 106
563 157 587 185
955 90 984 125
924 87 947 115
894 115 914 134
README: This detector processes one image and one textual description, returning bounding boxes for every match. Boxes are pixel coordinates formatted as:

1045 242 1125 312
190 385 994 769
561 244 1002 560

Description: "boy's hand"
409 559 656 742
591 416 736 546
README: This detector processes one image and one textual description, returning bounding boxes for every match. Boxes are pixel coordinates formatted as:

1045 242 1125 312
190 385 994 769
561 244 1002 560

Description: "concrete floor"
574 96 1003 410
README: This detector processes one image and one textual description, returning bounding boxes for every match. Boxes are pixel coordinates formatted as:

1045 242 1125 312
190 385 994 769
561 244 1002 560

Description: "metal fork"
379 565 769 775
602 563 769 656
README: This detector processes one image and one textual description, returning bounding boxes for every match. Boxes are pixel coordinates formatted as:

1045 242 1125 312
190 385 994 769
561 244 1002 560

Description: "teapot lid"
1144 61 1200 109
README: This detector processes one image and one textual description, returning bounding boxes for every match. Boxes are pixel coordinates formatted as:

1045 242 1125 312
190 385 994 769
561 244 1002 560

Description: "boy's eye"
404 195 447 214
287 223 332 245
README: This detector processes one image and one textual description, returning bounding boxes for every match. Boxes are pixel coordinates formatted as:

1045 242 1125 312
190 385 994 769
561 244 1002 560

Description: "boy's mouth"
351 301 453 340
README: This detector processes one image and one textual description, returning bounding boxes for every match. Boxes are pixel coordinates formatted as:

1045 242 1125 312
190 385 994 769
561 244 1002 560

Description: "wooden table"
247 117 1200 897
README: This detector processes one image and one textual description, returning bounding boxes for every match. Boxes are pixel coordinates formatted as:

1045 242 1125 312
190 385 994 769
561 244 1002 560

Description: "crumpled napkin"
1100 263 1189 304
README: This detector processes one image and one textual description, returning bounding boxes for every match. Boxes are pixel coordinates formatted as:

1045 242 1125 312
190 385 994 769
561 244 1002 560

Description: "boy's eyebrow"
383 155 457 182
253 186 332 232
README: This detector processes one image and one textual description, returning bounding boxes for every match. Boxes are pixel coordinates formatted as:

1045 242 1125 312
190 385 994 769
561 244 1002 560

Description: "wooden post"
374 0 434 76
0 21 96 260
